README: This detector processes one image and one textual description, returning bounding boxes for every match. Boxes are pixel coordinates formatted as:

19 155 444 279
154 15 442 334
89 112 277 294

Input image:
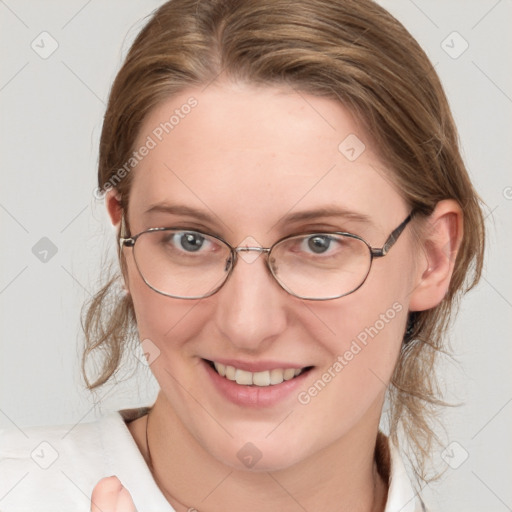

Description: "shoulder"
0 411 136 512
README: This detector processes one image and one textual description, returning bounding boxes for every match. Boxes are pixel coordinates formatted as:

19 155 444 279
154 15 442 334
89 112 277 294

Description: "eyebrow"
143 202 373 229
276 207 372 226
144 203 214 223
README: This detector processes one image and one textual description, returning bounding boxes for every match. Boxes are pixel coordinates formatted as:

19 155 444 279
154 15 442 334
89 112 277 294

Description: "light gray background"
1 1 511 511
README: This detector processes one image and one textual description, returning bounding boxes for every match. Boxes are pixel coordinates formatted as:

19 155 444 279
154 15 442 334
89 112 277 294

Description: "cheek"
308 301 406 387
126 259 205 355
302 258 412 401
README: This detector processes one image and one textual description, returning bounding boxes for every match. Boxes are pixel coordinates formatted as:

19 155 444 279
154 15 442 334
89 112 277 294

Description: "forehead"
128 82 406 236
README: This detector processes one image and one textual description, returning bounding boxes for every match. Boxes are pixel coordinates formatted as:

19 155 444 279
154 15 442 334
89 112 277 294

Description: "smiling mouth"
204 359 314 387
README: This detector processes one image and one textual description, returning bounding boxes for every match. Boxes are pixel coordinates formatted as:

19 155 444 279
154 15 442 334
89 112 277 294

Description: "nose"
212 250 289 352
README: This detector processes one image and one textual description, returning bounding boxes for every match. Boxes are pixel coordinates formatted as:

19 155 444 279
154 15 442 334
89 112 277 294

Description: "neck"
141 392 388 512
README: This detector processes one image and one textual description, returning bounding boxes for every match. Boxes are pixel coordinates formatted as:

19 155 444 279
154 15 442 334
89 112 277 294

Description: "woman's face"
122 82 420 471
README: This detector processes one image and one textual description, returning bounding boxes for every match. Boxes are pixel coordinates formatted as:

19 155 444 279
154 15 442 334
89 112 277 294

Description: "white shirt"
0 408 426 511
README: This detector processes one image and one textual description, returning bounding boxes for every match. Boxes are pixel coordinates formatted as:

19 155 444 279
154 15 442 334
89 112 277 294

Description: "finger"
116 485 138 512
90 475 136 512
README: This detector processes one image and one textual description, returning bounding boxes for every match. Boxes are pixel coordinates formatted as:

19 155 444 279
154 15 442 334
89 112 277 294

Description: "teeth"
212 362 305 387
253 371 270 386
269 369 284 385
283 368 296 381
215 362 226 377
235 369 253 385
225 365 236 380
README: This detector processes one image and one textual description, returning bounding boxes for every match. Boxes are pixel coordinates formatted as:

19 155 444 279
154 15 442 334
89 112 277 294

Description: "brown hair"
81 0 485 482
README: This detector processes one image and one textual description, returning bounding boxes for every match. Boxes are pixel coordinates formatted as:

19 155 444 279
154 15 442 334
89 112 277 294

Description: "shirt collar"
120 409 426 511
376 431 426 512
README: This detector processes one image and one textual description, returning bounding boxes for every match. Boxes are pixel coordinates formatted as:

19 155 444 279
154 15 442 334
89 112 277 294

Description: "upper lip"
204 358 312 372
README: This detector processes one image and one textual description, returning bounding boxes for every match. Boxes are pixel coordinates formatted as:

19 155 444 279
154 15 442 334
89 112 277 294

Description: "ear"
105 188 123 230
409 199 463 312
105 189 130 295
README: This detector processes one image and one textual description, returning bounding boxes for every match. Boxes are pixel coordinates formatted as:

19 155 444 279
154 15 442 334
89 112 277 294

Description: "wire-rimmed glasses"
119 213 413 301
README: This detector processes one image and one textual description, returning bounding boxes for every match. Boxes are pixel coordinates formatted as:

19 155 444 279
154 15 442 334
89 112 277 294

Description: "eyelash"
150 222 357 242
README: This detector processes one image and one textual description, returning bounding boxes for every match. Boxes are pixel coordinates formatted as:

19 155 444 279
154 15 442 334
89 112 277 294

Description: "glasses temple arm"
371 213 414 258
118 213 135 248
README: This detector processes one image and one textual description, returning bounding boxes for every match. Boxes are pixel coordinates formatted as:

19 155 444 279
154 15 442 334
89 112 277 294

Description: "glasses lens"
132 229 232 298
269 233 372 299
131 229 372 300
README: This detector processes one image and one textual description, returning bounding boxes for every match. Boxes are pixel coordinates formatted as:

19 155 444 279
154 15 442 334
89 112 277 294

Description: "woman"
0 0 485 511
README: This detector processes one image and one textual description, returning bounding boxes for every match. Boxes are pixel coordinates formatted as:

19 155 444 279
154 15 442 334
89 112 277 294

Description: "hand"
91 475 137 512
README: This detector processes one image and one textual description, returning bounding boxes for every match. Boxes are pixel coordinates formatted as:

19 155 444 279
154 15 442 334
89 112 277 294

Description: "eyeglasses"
119 213 413 301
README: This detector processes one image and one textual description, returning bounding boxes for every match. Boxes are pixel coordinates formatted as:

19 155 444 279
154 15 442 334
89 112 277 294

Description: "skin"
94 82 462 512
91 477 136 512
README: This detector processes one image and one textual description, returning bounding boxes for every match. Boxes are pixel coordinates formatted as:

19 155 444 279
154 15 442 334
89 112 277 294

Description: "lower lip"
202 359 312 408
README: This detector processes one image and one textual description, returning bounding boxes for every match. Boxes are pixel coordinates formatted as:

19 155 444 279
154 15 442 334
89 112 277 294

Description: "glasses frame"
119 212 414 301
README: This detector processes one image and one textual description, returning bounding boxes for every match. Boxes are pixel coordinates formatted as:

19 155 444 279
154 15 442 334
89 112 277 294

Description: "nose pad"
220 243 276 295
224 255 233 273
213 248 288 350
268 255 279 277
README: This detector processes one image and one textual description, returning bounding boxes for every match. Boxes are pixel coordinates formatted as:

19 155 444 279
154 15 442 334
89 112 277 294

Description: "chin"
204 434 315 473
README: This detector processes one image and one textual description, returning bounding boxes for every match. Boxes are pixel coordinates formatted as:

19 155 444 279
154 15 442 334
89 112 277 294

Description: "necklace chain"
144 410 383 511
145 410 197 512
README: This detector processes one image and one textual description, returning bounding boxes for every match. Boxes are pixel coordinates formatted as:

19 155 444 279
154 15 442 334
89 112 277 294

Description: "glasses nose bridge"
220 244 275 291
234 246 271 255
227 245 273 276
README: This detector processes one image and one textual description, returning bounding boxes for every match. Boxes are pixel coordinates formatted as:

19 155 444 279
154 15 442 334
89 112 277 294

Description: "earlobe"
409 200 463 312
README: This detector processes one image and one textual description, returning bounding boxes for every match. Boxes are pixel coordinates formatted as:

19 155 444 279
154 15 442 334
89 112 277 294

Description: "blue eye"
306 235 333 254
176 232 206 252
